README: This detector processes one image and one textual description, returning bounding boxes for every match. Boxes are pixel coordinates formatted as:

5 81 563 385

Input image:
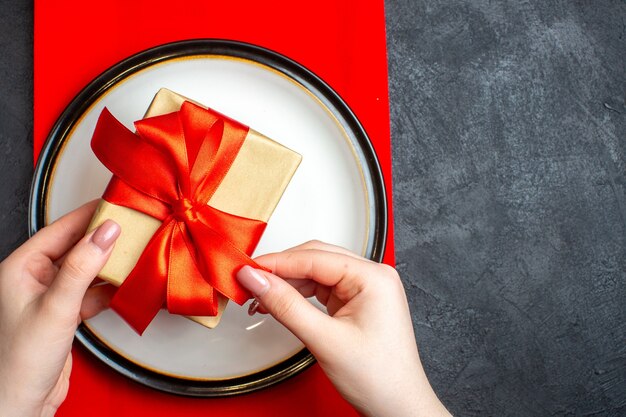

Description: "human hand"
237 241 450 417
0 201 120 417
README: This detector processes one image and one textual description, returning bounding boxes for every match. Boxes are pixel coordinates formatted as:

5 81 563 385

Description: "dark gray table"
1 1 624 415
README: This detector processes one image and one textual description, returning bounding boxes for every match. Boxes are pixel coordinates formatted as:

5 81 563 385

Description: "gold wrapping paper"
88 88 302 328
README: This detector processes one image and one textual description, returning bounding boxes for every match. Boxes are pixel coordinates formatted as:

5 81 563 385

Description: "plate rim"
29 39 388 397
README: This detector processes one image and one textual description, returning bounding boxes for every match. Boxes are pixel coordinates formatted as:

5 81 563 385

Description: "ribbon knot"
90 101 268 334
172 198 198 223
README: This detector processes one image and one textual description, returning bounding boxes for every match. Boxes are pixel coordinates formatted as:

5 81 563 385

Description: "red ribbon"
91 101 267 334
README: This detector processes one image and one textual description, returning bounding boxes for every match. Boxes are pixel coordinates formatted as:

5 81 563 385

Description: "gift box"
87 88 301 333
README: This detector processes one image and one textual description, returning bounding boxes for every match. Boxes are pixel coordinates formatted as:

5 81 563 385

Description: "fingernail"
237 265 270 297
248 299 260 316
90 220 121 252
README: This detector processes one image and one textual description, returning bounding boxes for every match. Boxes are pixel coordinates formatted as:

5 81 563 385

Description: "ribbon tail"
190 222 267 305
167 222 219 316
109 221 175 335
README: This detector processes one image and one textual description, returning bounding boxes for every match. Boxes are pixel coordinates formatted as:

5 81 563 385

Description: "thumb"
236 266 332 346
44 220 120 318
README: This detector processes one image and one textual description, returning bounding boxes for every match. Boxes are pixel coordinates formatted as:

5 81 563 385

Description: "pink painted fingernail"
237 265 270 297
91 220 121 252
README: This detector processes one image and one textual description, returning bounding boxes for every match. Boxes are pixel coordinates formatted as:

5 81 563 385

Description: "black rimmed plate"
29 39 387 396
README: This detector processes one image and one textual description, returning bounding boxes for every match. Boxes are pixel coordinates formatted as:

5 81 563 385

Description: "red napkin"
34 1 395 416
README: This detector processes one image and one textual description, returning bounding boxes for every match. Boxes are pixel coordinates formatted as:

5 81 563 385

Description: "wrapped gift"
87 89 301 334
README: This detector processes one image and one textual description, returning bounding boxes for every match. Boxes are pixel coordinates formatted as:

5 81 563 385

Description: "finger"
23 200 100 261
284 278 334 307
43 220 120 317
284 278 318 297
26 253 59 287
253 280 333 315
281 240 371 261
249 279 303 315
237 266 334 346
80 284 116 320
254 249 372 302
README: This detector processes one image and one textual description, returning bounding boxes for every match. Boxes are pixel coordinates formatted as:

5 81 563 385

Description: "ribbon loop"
91 101 268 334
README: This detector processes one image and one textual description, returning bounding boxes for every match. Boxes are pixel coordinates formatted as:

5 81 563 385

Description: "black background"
1 1 624 416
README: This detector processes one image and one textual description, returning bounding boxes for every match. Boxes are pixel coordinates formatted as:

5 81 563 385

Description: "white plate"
30 40 386 396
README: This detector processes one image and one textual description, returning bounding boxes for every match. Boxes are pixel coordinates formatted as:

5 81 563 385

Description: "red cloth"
34 1 395 416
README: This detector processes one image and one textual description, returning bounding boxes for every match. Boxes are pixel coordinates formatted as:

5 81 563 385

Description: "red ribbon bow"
91 101 267 334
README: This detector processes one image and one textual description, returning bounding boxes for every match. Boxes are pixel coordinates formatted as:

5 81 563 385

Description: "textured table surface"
1 1 624 416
